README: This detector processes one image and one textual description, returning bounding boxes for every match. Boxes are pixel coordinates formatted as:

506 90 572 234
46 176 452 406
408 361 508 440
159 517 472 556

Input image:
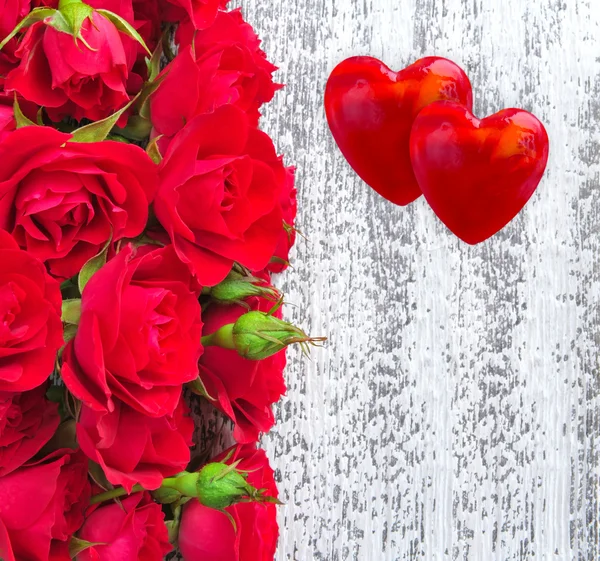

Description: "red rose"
161 0 227 29
62 244 203 417
0 103 14 141
0 126 157 279
179 444 278 561
0 449 90 561
200 294 286 443
0 384 60 476
0 231 63 392
77 492 172 561
155 105 283 286
246 130 297 273
152 9 278 139
5 12 134 122
0 0 30 90
77 395 194 491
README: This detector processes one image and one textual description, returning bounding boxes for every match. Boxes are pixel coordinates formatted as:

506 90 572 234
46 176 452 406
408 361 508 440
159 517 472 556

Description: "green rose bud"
159 462 277 510
202 307 325 361
207 273 280 307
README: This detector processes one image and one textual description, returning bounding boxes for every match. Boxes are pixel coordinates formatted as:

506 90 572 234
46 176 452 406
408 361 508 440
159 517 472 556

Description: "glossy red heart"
410 101 549 244
325 56 473 206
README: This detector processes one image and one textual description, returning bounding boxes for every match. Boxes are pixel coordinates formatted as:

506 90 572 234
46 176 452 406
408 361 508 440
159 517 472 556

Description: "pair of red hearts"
325 56 549 244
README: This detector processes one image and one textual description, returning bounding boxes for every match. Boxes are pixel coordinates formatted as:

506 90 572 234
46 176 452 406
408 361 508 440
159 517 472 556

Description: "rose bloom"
200 293 286 443
155 105 285 286
246 130 297 273
62 244 203 418
179 444 279 561
77 395 194 491
0 384 60 476
0 230 63 393
161 0 228 30
151 9 278 144
5 11 135 122
77 492 172 561
0 449 90 561
0 125 157 279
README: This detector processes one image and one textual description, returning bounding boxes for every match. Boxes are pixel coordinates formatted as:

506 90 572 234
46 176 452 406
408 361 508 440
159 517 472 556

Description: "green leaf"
146 135 163 164
36 107 44 126
146 39 163 84
0 8 57 51
13 95 35 128
96 9 151 55
61 298 82 325
78 237 111 293
69 93 139 143
68 537 105 558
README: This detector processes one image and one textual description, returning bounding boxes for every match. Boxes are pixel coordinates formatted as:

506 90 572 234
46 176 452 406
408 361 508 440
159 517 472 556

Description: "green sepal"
0 8 57 51
13 95 35 128
77 237 111 293
63 323 78 345
69 93 139 143
146 135 163 164
69 537 105 558
113 114 152 141
50 6 94 49
146 39 164 83
61 298 82 325
188 376 214 401
96 9 151 55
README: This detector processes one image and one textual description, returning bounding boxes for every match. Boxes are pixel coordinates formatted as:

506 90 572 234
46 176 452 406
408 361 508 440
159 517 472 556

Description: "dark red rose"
200 291 286 443
78 492 172 561
0 0 31 91
179 444 278 561
0 231 63 393
0 384 60 476
5 11 135 123
246 130 297 273
155 105 283 286
0 125 157 279
161 0 227 29
62 244 203 417
77 395 194 491
0 449 90 561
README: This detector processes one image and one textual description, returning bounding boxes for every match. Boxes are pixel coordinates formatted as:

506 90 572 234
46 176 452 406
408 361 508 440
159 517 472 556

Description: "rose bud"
158 460 277 509
206 270 280 307
202 306 325 361
178 444 279 561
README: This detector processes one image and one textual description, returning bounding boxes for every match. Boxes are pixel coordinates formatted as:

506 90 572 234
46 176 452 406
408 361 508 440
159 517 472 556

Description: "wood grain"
222 0 600 559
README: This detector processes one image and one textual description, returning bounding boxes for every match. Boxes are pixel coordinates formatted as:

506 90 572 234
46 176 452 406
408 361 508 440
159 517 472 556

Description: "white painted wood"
224 0 600 559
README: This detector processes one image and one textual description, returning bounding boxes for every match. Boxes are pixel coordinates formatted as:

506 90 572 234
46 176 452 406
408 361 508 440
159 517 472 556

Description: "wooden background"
227 0 600 559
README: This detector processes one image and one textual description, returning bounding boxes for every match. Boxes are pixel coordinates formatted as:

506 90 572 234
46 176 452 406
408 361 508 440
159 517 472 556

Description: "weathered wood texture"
231 0 600 559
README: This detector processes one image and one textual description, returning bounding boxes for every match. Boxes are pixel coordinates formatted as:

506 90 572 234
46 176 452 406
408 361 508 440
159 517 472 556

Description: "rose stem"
89 483 145 505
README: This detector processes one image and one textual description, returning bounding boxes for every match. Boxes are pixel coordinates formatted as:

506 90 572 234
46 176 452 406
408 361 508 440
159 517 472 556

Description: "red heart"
325 56 473 206
410 101 549 244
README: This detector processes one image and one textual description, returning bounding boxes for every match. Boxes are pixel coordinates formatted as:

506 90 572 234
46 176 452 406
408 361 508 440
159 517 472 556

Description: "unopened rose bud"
159 462 277 510
202 309 326 360
207 274 280 307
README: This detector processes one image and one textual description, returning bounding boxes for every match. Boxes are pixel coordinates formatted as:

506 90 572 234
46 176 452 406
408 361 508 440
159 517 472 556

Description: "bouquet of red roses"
0 1 320 559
